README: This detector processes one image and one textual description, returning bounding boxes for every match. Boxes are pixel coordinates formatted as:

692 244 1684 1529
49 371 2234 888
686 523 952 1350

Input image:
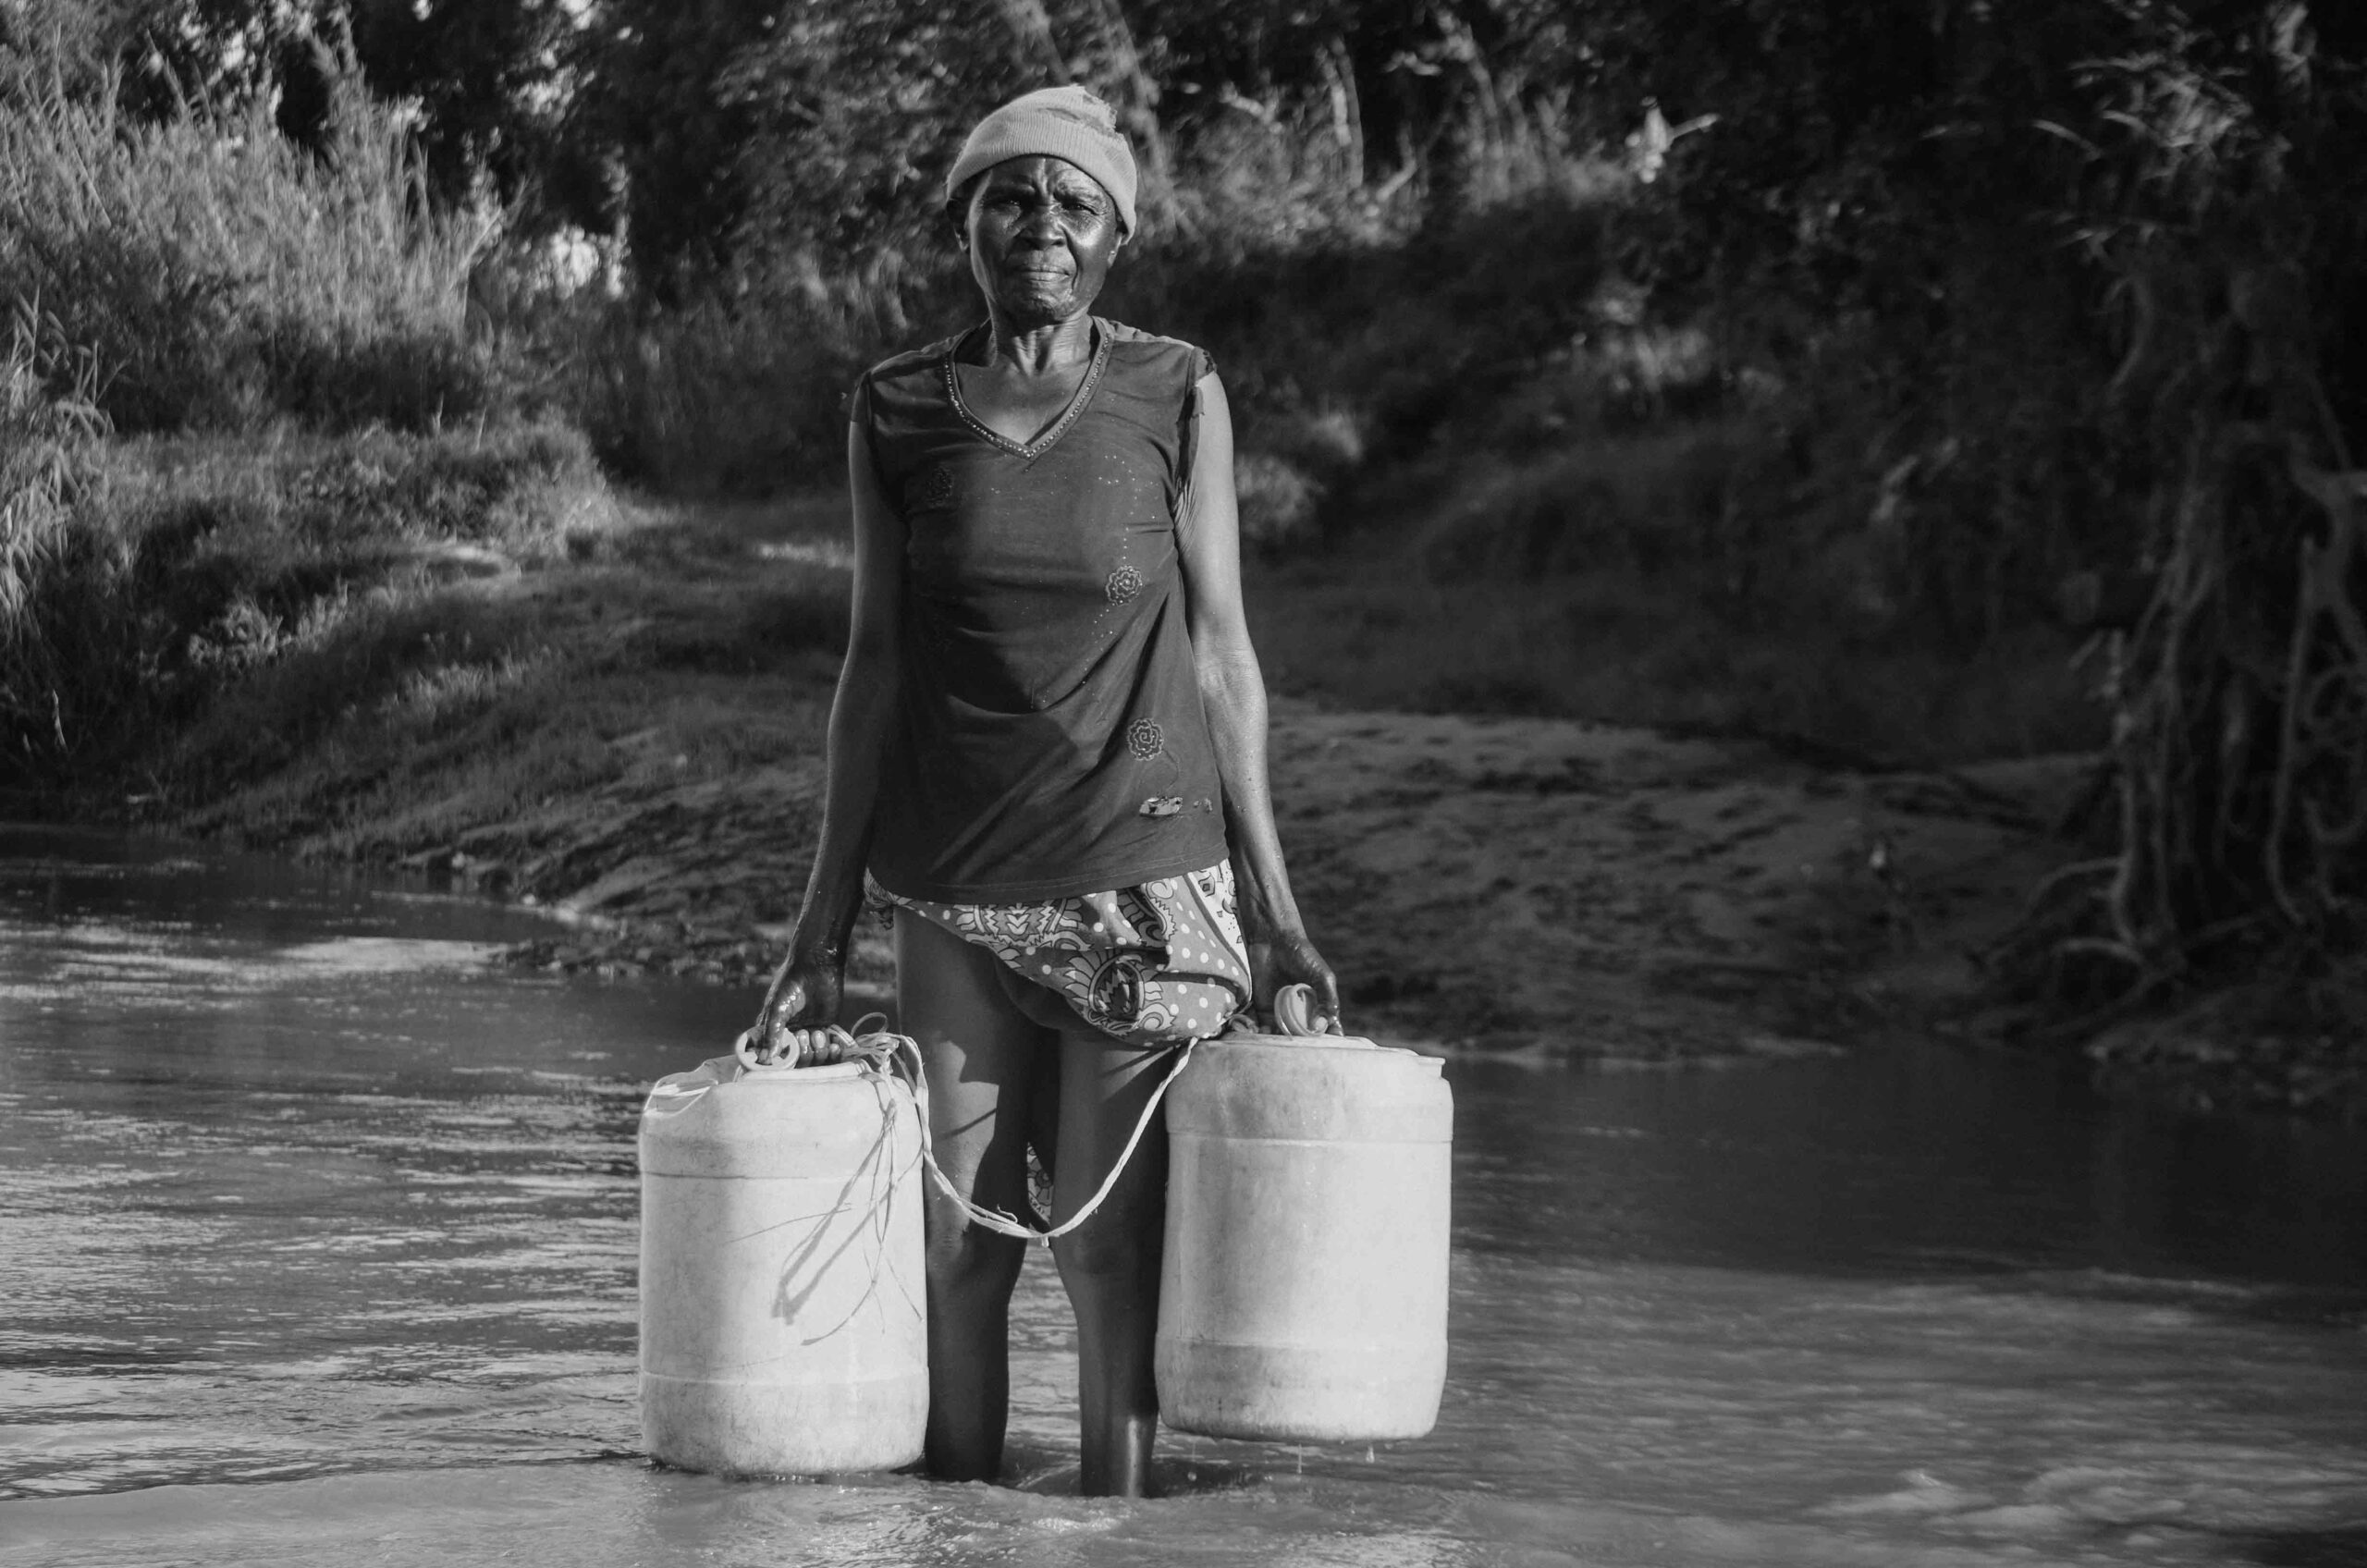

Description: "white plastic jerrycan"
1156 989 1453 1442
637 1039 926 1475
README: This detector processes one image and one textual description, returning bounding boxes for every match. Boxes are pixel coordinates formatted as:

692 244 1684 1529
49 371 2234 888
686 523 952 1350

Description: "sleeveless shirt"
858 318 1229 903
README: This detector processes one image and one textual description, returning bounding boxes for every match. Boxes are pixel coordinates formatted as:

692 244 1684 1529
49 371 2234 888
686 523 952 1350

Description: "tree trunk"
1075 0 1177 233
989 0 1068 85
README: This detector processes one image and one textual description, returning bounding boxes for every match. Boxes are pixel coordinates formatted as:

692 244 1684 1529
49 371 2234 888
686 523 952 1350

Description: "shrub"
0 71 495 434
538 278 885 496
0 309 118 776
1 417 611 790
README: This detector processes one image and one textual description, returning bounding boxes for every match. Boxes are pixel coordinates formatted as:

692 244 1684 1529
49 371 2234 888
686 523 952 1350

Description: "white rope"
741 1016 1196 1246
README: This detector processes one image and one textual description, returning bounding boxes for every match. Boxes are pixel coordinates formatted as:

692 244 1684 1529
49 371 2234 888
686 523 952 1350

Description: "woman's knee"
1050 1211 1160 1284
926 1216 1026 1292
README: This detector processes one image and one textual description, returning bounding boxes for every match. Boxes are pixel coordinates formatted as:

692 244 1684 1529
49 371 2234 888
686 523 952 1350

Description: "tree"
337 0 575 210
560 0 779 287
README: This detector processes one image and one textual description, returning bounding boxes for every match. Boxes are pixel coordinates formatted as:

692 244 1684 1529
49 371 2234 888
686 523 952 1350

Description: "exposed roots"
1993 26 2367 1086
1995 251 2366 1070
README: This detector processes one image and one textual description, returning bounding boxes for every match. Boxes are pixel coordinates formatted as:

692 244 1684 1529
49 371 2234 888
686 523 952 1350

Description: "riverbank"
352 688 2091 1063
31 482 2367 1111
61 488 2087 1070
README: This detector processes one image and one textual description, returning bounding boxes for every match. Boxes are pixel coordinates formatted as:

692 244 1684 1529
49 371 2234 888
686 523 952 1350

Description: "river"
2 824 2363 1567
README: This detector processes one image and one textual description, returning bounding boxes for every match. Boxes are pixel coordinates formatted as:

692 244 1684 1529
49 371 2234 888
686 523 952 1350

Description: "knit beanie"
945 85 1139 235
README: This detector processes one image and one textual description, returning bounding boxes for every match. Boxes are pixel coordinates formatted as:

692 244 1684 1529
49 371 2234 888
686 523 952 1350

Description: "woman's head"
945 87 1136 328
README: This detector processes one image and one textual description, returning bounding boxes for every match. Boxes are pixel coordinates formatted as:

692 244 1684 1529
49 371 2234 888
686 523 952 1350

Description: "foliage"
556 0 776 288
0 0 251 113
0 306 116 774
0 57 494 433
334 0 575 210
717 0 1023 261
1988 5 2367 1034
0 418 611 792
6 0 2366 1072
520 258 918 496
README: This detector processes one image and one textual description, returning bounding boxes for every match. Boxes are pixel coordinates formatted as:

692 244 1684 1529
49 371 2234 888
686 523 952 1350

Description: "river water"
2 824 2363 1568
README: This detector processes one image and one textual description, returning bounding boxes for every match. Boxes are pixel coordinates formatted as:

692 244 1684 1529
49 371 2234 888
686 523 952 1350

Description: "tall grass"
1 308 117 774
531 258 915 496
0 71 496 433
538 96 1623 506
0 413 614 793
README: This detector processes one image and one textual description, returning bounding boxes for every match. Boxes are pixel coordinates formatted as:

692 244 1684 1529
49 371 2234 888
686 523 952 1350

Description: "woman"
754 84 1338 1498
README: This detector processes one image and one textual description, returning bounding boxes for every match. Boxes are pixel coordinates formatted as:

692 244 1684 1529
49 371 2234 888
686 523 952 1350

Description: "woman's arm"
1175 372 1342 1031
755 416 907 1042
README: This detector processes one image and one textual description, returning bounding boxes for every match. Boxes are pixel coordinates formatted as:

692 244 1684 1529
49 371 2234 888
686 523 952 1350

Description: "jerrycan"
637 1040 926 1475
1156 991 1453 1442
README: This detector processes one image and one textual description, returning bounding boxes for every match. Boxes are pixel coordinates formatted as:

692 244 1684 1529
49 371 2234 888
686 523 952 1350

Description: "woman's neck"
976 309 1096 374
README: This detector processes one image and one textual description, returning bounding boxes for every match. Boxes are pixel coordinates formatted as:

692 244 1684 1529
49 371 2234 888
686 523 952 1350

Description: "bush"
536 269 902 496
0 72 494 434
2 311 121 777
0 417 611 791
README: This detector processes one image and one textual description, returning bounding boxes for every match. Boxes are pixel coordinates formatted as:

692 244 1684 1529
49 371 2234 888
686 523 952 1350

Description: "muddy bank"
62 488 2336 1099
457 692 2087 1063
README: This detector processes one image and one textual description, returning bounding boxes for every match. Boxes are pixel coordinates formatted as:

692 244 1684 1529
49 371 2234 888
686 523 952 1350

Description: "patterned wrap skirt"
882 862 1252 1044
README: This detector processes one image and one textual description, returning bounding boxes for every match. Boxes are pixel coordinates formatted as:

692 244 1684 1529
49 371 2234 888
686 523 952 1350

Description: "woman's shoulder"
1096 319 1217 387
854 335 964 435
860 334 960 392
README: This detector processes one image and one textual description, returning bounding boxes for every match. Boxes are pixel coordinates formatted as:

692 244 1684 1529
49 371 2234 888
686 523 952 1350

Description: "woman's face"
957 155 1124 329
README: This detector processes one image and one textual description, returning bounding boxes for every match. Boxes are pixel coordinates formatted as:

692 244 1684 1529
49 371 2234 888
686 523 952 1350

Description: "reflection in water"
1 824 2364 1566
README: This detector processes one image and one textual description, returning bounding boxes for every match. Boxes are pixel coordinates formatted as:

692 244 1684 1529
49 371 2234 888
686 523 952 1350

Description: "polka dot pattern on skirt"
884 862 1249 1042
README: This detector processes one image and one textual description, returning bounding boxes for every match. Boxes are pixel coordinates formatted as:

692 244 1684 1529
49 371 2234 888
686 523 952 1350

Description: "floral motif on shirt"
908 465 954 511
1105 566 1144 604
1126 718 1164 759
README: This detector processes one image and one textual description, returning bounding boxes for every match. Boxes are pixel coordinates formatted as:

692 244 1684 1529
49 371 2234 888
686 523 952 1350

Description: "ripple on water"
4 830 2366 1564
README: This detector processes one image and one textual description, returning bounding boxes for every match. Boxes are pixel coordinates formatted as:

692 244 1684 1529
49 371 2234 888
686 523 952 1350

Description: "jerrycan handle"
733 1029 803 1076
1271 983 1341 1038
732 981 842 1075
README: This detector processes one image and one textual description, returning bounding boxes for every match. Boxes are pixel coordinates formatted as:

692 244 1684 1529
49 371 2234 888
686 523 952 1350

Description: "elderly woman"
754 85 1338 1497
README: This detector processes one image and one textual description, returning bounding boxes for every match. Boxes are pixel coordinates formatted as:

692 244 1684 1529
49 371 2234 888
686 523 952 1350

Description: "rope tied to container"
733 1012 1195 1245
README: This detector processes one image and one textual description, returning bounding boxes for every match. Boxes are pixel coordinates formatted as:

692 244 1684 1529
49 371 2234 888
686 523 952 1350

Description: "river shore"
484 696 2091 1064
40 485 2356 1108
90 492 2103 1072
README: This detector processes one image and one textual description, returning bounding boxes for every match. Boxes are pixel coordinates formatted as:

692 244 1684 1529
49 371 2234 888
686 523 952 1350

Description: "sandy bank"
113 490 2107 1068
392 690 2087 1063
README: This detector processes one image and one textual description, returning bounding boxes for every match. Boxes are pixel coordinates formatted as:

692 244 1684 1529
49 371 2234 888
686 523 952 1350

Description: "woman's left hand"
1248 929 1343 1035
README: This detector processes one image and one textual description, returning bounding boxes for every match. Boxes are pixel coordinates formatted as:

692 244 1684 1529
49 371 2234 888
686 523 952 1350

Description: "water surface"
2 825 2363 1567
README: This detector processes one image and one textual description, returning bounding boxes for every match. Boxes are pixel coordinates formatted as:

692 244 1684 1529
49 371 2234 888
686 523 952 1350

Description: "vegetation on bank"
1 3 2363 1106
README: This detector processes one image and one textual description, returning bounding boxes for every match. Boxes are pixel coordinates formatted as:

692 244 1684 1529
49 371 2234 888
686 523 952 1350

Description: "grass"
523 263 900 499
0 53 2104 840
0 417 624 795
1248 563 2102 766
1239 392 2107 766
0 71 492 433
160 486 841 767
458 100 2098 771
162 496 854 947
2 314 117 779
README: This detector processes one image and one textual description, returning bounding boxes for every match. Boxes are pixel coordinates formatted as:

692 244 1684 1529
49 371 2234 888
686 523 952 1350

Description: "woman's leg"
1049 1033 1176 1497
895 913 1050 1482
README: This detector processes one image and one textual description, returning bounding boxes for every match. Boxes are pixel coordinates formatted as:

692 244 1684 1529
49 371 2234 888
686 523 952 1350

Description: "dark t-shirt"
858 318 1229 903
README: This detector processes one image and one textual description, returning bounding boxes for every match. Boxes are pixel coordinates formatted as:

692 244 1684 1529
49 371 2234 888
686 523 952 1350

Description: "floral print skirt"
883 863 1252 1044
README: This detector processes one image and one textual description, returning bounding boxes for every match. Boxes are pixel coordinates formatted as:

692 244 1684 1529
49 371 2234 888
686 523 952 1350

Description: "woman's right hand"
753 948 841 1061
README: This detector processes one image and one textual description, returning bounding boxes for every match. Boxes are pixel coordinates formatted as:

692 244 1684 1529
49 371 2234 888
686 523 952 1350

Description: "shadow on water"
1449 1045 2367 1291
1002 1450 1263 1498
2229 1525 2367 1568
